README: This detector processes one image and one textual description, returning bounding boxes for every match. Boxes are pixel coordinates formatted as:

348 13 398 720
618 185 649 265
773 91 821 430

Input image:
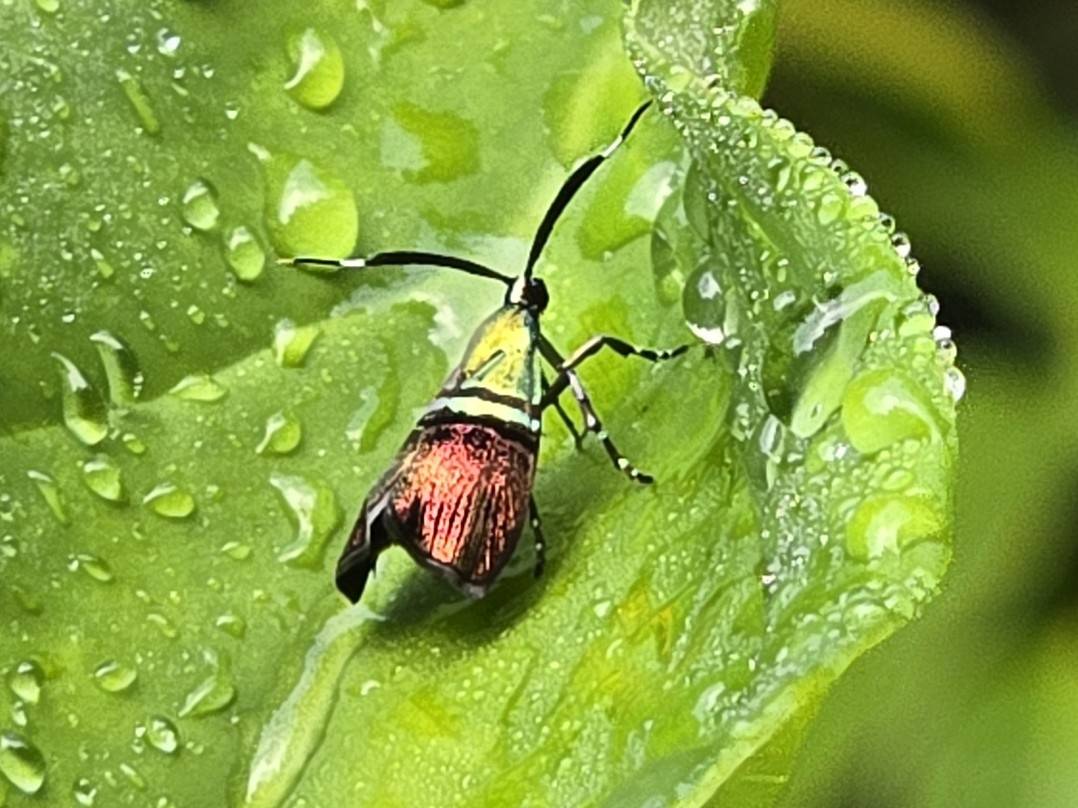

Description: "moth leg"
542 372 585 449
529 495 546 578
541 335 689 404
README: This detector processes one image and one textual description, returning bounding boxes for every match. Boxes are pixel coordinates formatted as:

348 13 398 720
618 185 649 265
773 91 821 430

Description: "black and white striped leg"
529 495 546 578
542 372 585 449
542 335 689 403
562 368 654 484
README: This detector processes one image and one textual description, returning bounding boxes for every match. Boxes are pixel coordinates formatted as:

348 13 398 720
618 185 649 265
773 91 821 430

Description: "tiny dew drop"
80 455 125 502
92 659 137 693
0 731 46 795
269 473 341 567
90 330 144 405
7 661 44 705
67 553 114 583
225 225 266 282
284 28 345 111
115 68 160 135
221 541 251 561
255 148 358 258
215 613 246 638
142 482 196 519
273 319 321 368
944 366 967 402
34 0 60 13
256 410 302 455
181 179 221 231
168 373 227 402
52 352 109 446
26 469 68 525
146 716 180 754
179 650 236 718
121 432 147 455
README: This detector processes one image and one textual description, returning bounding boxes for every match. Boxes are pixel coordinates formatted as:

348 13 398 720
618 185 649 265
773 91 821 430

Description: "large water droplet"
53 353 108 446
257 150 358 258
841 369 940 455
92 659 137 693
27 469 68 525
273 319 320 368
225 225 266 282
269 473 340 567
181 179 220 231
89 330 144 405
80 455 125 502
846 494 944 561
284 28 344 111
115 68 160 135
256 411 302 455
0 731 46 795
169 373 227 402
179 651 236 718
7 661 44 706
142 482 196 519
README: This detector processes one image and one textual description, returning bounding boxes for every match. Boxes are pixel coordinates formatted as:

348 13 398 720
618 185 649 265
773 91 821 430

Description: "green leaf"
0 2 957 808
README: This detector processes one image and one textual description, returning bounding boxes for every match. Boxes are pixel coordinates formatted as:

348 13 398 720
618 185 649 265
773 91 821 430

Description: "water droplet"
67 553 114 583
221 541 251 561
846 495 944 561
257 150 358 258
0 731 46 795
284 28 345 111
115 68 160 135
269 473 340 567
92 659 137 693
168 373 227 402
142 482 196 519
52 353 108 446
181 179 220 231
224 225 266 282
121 432 147 455
145 716 180 754
34 0 60 13
215 614 247 638
27 469 68 525
256 411 303 455
73 776 98 805
943 366 966 402
156 28 182 57
273 319 320 368
179 651 236 718
118 762 146 790
80 455 125 502
7 661 44 705
841 369 940 455
89 330 144 405
147 612 178 639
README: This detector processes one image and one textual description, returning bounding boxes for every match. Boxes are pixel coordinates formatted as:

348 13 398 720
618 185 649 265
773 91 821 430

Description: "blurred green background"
767 0 1078 805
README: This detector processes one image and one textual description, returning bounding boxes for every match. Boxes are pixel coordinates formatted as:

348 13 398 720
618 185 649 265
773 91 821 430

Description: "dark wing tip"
335 548 374 604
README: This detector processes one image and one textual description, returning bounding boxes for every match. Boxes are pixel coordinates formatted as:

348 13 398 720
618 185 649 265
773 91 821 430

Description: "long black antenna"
523 100 653 280
278 250 514 286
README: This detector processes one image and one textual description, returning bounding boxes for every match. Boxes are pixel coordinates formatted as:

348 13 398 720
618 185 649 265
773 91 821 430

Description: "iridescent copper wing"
335 421 537 602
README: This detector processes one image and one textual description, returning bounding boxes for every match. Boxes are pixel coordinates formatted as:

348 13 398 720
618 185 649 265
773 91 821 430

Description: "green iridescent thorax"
424 305 543 433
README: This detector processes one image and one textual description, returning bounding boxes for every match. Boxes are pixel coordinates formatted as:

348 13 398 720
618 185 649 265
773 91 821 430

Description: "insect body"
281 102 688 603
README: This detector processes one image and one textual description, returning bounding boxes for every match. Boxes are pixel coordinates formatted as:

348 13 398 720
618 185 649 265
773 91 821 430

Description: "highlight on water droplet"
142 482 196 519
81 455 125 502
256 410 302 455
52 352 109 446
284 28 345 111
255 148 358 259
92 659 137 693
215 613 247 638
73 776 98 806
143 715 180 754
182 179 221 231
224 225 266 282
845 494 945 561
67 552 114 583
841 368 940 456
273 319 320 368
168 373 227 402
34 0 60 13
269 473 340 567
7 661 44 706
0 730 46 795
27 469 68 525
90 330 144 405
179 650 236 718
